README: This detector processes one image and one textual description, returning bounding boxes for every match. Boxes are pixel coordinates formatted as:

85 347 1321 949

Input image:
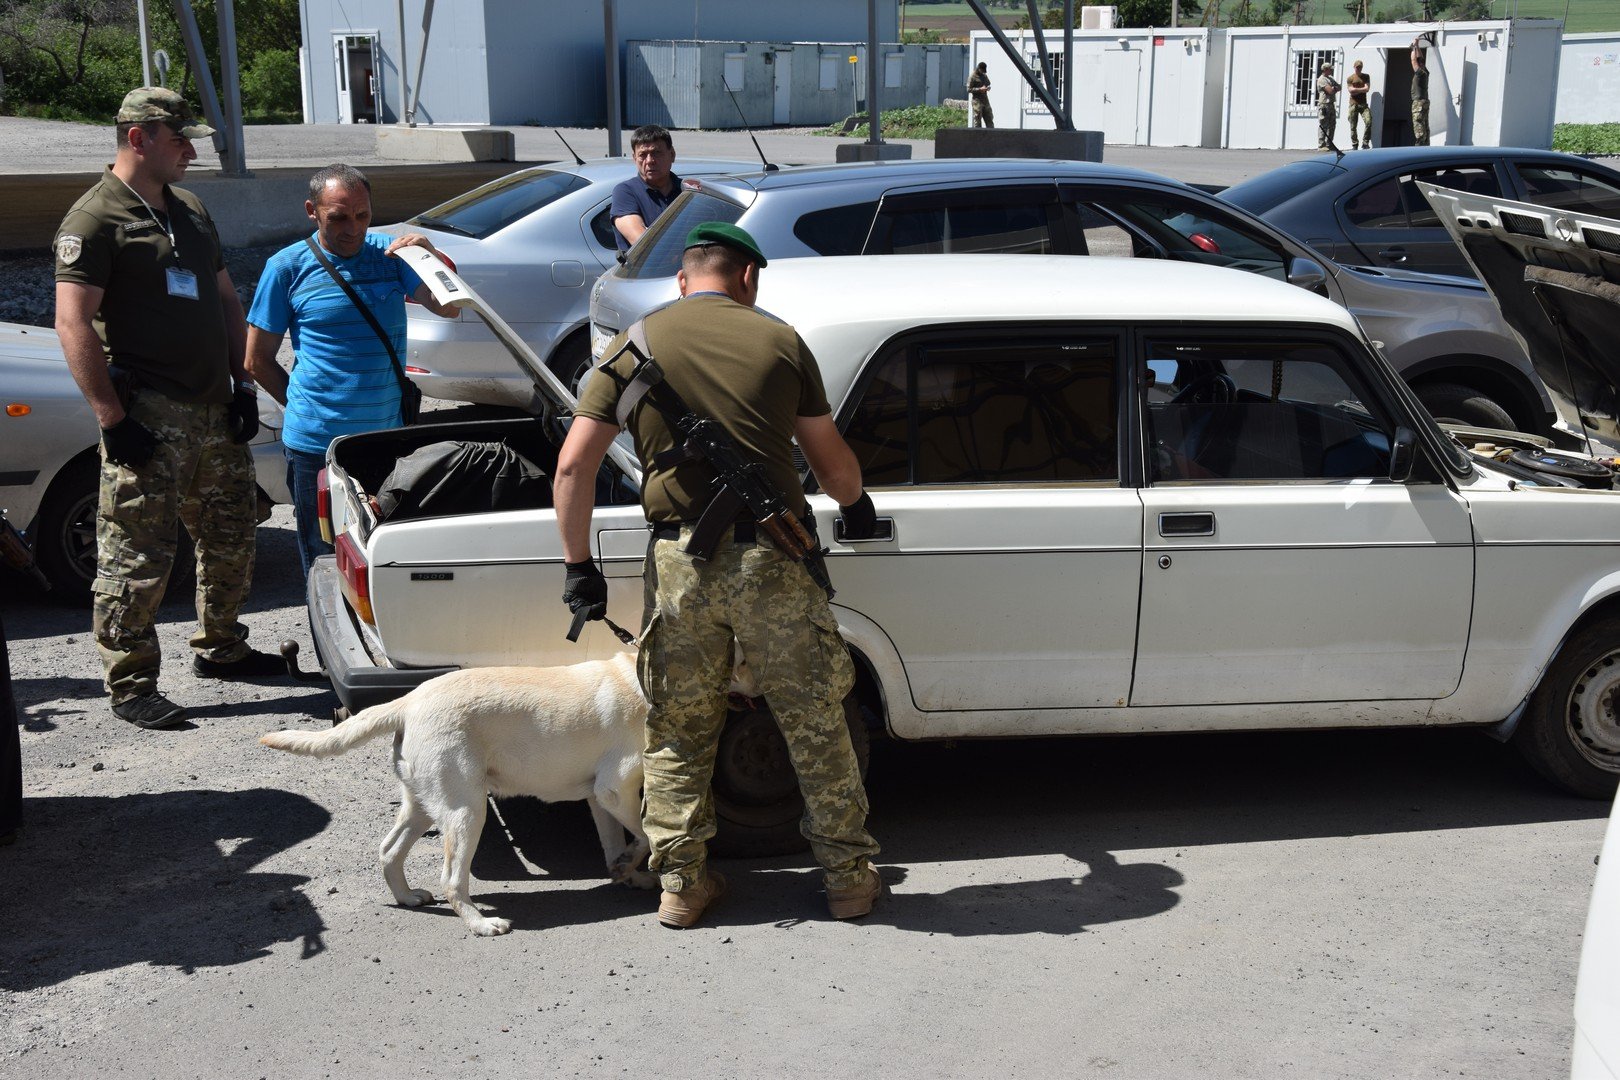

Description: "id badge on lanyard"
166 265 199 300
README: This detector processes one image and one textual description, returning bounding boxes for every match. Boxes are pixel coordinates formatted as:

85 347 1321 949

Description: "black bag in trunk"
374 440 551 521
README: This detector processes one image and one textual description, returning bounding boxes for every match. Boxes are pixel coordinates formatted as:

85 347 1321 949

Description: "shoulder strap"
607 318 662 429
304 237 411 392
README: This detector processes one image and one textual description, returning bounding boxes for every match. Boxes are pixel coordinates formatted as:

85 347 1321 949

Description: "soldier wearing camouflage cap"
554 221 885 927
52 87 284 732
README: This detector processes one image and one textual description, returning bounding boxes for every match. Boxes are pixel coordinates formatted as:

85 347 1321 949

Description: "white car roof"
754 256 1363 374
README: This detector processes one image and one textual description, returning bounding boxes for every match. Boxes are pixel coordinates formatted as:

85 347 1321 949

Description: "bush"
818 103 967 140
242 48 300 118
1554 124 1620 156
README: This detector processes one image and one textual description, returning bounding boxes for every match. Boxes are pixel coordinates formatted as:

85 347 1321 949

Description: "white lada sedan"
307 250 1620 854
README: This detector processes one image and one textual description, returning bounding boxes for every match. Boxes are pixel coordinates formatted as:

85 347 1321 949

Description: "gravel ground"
0 246 280 330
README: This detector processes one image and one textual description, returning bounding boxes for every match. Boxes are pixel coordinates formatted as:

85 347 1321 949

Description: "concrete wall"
1557 32 1620 124
627 40 966 129
300 1 899 127
969 30 1222 148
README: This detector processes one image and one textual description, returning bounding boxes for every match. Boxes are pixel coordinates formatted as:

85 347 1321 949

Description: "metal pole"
866 0 883 145
396 0 411 126
168 0 234 172
1063 0 1074 127
1024 0 1058 100
407 0 435 125
217 0 246 174
136 0 154 86
961 0 1070 125
604 0 622 156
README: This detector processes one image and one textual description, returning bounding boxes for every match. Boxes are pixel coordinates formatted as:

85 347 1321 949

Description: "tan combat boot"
657 870 727 928
827 866 885 919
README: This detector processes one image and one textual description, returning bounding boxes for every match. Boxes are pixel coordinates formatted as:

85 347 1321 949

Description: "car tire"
1415 382 1517 431
709 692 872 858
1513 619 1620 799
547 332 593 397
33 454 195 606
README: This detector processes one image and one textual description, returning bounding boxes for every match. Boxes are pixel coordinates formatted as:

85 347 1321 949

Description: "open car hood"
1419 182 1620 450
393 246 642 485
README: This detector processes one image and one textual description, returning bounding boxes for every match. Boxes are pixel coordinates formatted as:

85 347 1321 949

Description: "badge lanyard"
113 171 198 300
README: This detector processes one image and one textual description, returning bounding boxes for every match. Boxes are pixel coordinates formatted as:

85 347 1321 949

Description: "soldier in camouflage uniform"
554 222 884 928
968 62 994 129
54 88 284 732
1316 62 1341 152
1411 39 1431 147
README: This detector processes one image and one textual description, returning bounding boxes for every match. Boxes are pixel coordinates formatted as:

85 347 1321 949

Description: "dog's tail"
260 696 408 758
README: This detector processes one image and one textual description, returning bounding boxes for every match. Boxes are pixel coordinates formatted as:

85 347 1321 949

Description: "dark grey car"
1222 146 1620 278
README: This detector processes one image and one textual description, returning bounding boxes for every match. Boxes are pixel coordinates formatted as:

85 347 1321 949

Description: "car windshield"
1221 160 1342 212
409 169 590 240
622 190 745 279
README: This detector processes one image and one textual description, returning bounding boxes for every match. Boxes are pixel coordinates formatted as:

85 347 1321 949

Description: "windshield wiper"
411 216 478 238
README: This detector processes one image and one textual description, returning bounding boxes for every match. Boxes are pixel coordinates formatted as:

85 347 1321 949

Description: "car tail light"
1189 232 1222 254
316 467 333 544
335 533 375 625
404 252 456 302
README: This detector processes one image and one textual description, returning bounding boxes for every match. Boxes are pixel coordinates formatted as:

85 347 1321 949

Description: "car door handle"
1158 512 1214 537
835 516 895 543
1376 247 1408 263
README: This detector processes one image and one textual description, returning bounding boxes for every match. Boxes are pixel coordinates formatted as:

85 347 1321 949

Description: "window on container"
819 54 839 90
724 53 746 92
1290 49 1339 108
1025 52 1065 104
885 53 904 88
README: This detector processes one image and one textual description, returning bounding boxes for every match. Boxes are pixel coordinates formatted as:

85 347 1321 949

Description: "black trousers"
1 610 21 838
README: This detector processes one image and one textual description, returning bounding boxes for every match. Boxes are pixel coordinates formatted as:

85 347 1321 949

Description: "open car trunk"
1420 182 1620 452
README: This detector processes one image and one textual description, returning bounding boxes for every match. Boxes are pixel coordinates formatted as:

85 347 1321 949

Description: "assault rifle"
0 512 49 592
606 325 834 599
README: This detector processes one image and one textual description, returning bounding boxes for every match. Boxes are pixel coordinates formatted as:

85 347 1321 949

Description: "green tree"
241 46 299 118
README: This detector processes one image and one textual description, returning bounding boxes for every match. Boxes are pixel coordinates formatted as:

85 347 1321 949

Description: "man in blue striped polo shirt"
246 163 458 574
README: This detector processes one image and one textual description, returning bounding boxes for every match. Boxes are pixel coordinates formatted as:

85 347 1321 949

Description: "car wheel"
1513 619 1620 799
33 454 195 605
547 333 593 397
709 692 871 858
1415 382 1517 430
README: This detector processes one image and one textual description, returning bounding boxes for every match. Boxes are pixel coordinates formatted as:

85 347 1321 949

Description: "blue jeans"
285 446 333 576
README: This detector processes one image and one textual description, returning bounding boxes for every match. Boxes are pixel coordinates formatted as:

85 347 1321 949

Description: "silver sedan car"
0 321 289 601
376 155 756 409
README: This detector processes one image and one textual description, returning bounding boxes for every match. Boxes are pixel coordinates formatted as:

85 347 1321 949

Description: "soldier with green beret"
554 221 885 928
53 87 284 732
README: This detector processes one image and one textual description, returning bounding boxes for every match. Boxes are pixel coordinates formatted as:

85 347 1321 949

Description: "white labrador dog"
261 653 654 936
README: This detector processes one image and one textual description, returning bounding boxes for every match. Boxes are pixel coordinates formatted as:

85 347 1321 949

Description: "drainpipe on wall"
395 0 411 125
1278 25 1292 150
1144 27 1157 145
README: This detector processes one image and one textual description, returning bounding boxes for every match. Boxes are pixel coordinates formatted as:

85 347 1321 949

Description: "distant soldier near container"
968 61 994 129
1411 38 1431 146
1346 59 1372 150
53 87 285 732
1316 61 1342 152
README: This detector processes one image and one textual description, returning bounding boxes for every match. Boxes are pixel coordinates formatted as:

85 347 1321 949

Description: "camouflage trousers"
1317 103 1337 150
1347 102 1372 148
637 530 879 893
93 390 257 704
1412 99 1430 145
972 97 994 129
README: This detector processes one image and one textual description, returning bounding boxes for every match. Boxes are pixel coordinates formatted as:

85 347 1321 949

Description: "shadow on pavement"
0 788 330 991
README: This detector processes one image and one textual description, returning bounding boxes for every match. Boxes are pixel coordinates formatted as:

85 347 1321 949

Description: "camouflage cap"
117 87 215 139
684 221 767 268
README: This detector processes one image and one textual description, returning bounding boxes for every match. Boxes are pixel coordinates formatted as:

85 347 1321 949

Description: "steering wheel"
1171 373 1238 405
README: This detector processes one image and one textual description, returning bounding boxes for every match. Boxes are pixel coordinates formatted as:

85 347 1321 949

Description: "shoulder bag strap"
304 237 412 395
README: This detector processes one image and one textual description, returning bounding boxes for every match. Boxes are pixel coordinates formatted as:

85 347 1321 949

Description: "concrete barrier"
376 127 516 163
934 128 1104 161
0 162 525 253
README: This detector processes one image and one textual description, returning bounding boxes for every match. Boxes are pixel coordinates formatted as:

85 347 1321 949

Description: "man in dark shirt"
610 125 682 253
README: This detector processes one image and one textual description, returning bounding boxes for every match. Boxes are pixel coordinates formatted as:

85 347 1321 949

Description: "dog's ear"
729 649 763 700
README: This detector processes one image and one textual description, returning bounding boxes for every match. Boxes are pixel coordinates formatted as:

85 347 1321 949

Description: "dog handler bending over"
553 222 884 928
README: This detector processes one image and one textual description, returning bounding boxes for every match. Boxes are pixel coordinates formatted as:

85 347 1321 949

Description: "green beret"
684 221 767 268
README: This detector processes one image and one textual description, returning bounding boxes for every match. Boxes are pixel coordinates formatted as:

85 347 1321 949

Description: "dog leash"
603 617 638 648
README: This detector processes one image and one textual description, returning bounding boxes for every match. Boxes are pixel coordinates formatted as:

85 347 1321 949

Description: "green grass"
1554 122 1620 154
816 103 968 139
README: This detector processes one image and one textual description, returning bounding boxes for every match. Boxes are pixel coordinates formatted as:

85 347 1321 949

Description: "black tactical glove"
101 415 158 468
838 491 879 540
562 559 608 624
227 383 260 444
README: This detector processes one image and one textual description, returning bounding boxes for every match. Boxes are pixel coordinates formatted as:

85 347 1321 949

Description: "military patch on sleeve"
56 234 83 265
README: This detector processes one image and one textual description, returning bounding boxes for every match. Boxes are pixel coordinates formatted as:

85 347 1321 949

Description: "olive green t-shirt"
53 167 232 405
576 293 832 524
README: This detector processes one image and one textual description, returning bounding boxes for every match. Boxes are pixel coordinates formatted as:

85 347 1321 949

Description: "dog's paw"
398 888 435 908
468 916 512 937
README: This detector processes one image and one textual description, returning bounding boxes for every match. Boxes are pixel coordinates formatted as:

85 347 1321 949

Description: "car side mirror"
1287 256 1328 295
1389 426 1418 483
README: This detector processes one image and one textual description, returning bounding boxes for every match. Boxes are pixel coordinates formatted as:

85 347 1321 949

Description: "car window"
793 201 879 256
1080 194 1290 280
1345 167 1501 229
1221 160 1344 213
843 335 1118 486
622 190 745 279
588 204 617 250
1074 204 1139 257
1146 338 1393 482
869 188 1061 255
1516 165 1620 218
410 169 589 240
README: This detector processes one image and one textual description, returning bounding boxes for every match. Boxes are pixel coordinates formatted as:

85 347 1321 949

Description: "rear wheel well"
846 646 891 742
1403 361 1548 433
